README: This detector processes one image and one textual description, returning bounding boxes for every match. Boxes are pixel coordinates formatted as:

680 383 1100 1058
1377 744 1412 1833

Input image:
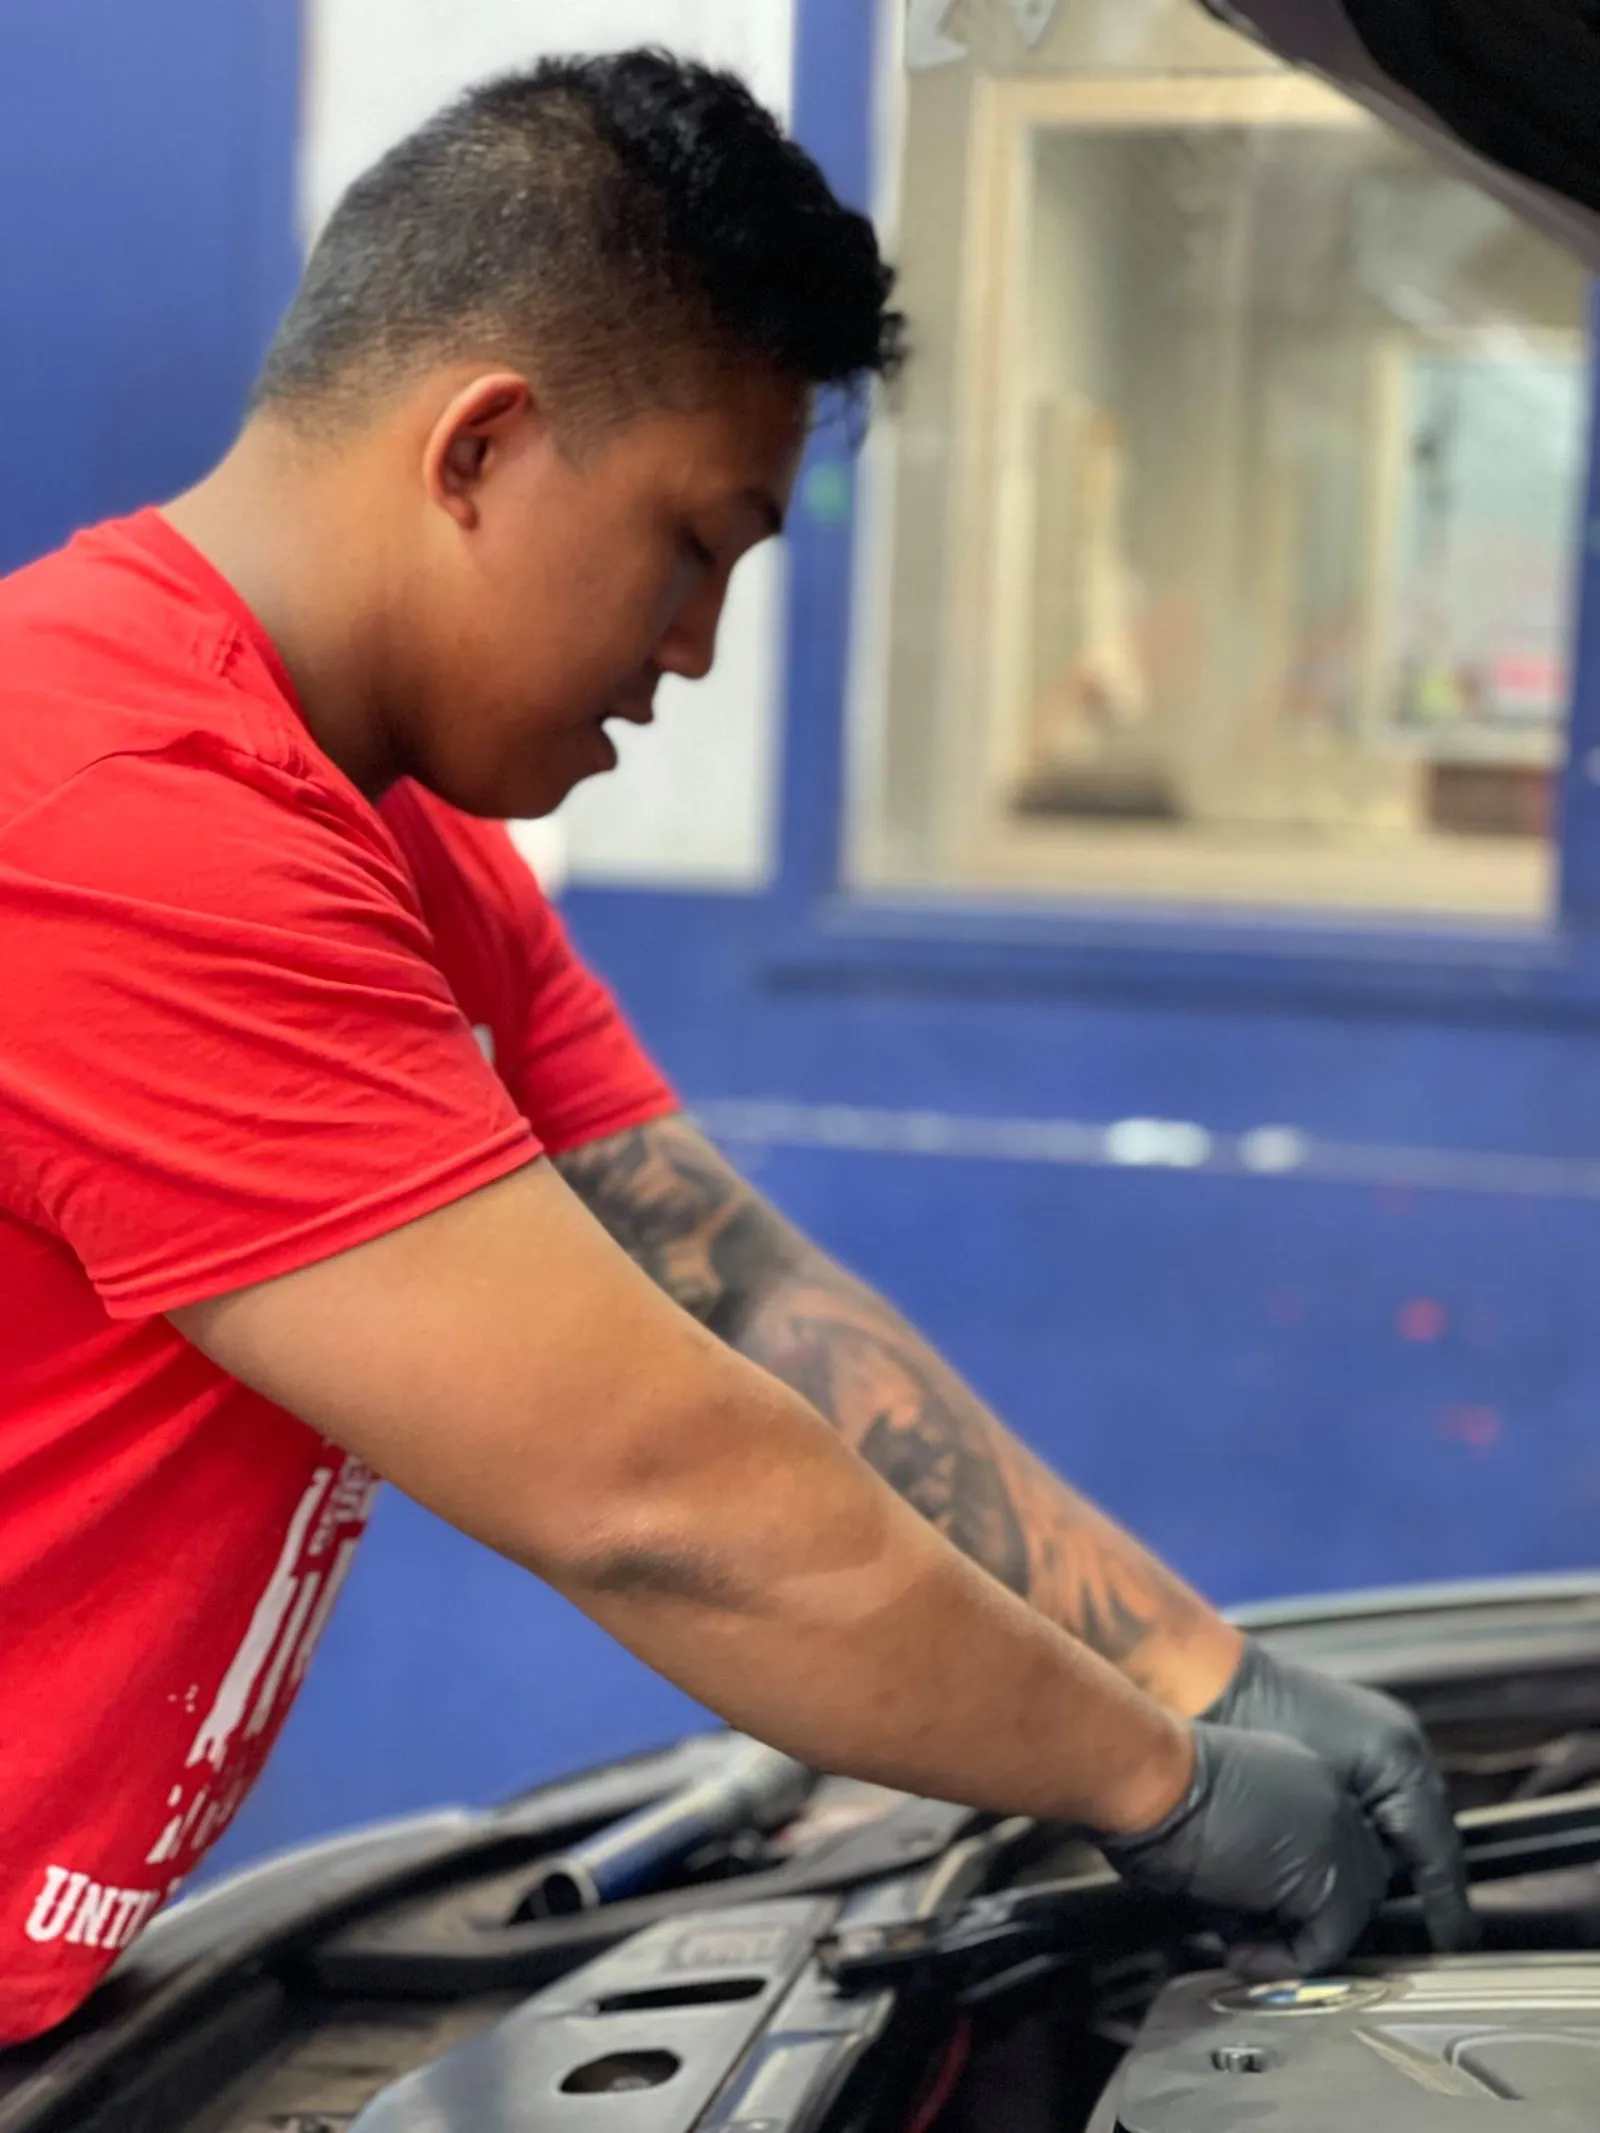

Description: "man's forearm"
555 1115 1243 1713
728 1256 1242 1711
553 1368 1197 1838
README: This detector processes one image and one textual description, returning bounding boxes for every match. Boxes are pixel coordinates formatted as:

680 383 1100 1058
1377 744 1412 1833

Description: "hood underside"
1203 0 1600 263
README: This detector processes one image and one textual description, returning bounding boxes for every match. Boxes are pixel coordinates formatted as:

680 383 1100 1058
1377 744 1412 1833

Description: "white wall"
302 0 796 888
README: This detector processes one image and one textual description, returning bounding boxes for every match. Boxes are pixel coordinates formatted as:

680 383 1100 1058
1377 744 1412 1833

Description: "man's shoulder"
376 785 580 1037
380 783 557 922
0 513 315 842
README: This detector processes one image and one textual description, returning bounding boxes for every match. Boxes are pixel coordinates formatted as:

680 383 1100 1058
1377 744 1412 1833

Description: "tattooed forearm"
740 1278 1211 1678
555 1115 1239 1702
552 1118 767 1321
736 1287 1033 1598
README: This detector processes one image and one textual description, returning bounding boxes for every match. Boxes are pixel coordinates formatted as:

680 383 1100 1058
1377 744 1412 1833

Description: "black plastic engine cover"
343 1895 878 2132
1089 1957 1600 2130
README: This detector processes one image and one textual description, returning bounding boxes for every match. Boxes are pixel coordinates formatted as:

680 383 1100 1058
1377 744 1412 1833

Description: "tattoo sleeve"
555 1113 1238 1704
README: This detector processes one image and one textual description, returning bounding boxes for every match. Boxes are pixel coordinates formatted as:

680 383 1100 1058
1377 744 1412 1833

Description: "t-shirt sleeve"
476 824 679 1154
0 746 537 1318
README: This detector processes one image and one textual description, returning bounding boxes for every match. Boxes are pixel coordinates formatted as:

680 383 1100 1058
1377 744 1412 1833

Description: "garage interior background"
6 0 1600 1873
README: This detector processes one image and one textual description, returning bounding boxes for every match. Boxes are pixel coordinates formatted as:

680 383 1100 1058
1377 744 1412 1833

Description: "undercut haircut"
251 49 905 438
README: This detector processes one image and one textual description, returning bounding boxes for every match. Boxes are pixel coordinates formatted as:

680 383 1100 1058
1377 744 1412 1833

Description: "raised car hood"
1203 0 1600 264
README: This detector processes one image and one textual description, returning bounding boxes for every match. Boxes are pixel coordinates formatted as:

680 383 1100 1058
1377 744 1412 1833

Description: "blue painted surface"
1559 284 1600 928
6 0 1600 1886
0 0 300 576
772 0 877 913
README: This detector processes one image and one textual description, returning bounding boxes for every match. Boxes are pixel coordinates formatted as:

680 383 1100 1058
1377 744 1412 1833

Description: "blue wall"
565 882 1600 1619
5 0 1600 1881
0 1 300 576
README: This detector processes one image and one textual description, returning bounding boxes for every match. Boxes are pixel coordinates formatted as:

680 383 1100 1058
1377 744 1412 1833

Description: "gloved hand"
1096 1719 1391 1980
1205 1639 1476 1953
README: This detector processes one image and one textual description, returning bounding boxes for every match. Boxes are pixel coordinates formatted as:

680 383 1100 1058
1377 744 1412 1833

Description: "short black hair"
251 49 905 436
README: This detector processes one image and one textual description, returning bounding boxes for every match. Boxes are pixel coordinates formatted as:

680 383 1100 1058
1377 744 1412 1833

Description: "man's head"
247 50 903 817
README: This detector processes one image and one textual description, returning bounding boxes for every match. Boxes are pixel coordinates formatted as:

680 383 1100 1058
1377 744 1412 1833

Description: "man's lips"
604 698 656 728
580 699 654 772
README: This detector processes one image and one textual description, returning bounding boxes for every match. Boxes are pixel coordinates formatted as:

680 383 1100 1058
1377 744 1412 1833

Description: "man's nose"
656 580 727 684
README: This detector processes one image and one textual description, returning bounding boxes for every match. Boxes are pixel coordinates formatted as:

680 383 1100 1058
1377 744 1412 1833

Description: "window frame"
773 0 1600 1024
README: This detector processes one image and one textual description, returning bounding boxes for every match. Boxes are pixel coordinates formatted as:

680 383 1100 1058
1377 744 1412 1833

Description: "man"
0 51 1469 2044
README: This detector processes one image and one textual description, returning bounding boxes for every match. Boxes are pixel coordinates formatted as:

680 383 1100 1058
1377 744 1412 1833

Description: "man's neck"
161 423 403 799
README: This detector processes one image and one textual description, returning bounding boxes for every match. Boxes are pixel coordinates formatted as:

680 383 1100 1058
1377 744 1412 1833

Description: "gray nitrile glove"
1207 1640 1476 1953
1097 1720 1391 1980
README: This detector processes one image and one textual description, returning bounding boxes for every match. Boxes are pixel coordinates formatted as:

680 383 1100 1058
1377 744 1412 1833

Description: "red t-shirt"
0 511 677 2042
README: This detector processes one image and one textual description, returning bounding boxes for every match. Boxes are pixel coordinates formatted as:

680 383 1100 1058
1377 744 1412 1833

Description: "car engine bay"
12 1583 1600 2133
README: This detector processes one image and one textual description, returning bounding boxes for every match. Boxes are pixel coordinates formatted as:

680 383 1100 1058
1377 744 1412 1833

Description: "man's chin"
523 756 620 819
548 748 619 806
422 771 573 823
422 730 618 821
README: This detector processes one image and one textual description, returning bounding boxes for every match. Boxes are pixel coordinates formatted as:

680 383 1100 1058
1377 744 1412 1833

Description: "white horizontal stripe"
691 1099 1600 1202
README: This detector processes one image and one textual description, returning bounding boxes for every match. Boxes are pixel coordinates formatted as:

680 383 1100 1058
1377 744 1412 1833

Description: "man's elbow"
504 1397 772 1613
572 1534 756 1609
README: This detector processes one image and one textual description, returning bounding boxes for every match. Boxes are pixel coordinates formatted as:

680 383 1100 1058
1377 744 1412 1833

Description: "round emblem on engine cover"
1211 1977 1390 2016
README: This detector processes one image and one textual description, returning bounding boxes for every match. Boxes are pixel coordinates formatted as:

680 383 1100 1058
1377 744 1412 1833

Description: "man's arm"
174 1160 1186 1832
553 1112 1243 1714
555 1112 1475 1952
173 1154 1389 1977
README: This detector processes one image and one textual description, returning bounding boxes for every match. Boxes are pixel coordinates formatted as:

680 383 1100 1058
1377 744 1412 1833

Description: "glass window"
852 0 1592 921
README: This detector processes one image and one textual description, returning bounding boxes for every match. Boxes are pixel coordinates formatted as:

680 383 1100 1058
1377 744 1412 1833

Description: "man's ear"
423 372 539 530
